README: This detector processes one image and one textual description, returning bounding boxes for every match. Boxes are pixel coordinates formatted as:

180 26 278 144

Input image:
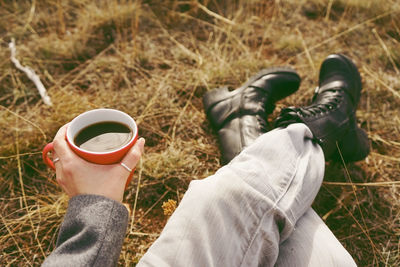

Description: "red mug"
42 109 138 184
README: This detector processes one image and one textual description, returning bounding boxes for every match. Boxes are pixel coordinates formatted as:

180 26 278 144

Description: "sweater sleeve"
42 194 129 267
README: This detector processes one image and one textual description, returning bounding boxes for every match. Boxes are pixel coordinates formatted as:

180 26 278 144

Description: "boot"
203 68 301 164
275 54 370 162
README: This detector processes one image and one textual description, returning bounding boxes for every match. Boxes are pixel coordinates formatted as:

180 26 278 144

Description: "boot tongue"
318 80 349 93
316 79 357 105
318 73 358 104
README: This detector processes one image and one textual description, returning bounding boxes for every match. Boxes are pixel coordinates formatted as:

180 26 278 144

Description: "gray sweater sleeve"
42 194 129 267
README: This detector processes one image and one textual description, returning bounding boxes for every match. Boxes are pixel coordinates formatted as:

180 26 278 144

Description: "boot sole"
203 67 300 114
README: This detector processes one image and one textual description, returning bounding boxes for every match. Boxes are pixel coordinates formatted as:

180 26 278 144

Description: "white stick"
9 39 52 106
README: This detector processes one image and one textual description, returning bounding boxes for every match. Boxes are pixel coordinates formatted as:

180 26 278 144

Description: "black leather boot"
203 68 301 164
275 54 370 162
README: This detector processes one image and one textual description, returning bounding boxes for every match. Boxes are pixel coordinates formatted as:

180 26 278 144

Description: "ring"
120 162 132 172
53 158 60 164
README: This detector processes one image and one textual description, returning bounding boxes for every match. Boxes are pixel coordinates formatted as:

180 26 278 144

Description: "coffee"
74 121 132 152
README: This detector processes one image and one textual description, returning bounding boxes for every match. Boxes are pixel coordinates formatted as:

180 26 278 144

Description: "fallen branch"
9 39 52 106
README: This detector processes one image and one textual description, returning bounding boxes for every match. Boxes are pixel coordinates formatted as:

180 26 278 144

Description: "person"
42 53 369 266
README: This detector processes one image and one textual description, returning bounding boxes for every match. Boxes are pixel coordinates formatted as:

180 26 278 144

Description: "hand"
52 124 145 202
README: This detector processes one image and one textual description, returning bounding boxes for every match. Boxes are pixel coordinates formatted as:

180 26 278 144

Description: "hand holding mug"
42 109 144 202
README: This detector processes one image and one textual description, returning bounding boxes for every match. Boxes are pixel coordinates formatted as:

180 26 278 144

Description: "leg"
276 208 357 267
138 123 324 266
203 67 300 164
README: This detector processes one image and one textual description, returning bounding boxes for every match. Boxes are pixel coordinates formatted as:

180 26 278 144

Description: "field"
1 0 399 266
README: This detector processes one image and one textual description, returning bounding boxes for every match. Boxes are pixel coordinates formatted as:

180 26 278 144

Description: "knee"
187 174 232 203
186 170 247 211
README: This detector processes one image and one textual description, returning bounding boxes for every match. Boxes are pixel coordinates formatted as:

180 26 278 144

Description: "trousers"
138 123 357 266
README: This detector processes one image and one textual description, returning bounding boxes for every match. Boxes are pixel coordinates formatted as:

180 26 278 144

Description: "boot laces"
242 87 272 133
298 88 343 118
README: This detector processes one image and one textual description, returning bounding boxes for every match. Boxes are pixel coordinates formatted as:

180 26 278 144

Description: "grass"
1 0 399 266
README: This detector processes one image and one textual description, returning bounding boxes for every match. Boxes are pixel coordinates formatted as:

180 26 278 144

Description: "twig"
9 39 52 106
196 2 235 26
323 181 400 187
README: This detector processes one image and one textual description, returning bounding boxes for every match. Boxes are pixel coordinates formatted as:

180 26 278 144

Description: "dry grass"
0 0 399 266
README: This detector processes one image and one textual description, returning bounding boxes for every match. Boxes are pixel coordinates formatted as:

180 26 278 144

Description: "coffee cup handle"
42 143 56 170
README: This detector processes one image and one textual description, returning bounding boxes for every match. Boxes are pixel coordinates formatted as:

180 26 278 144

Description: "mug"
42 109 138 172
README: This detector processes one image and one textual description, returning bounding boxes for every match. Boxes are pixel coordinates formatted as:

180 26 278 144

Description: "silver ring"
120 162 132 172
53 158 60 164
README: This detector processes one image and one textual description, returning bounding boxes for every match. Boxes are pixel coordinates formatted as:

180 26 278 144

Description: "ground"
0 0 399 266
